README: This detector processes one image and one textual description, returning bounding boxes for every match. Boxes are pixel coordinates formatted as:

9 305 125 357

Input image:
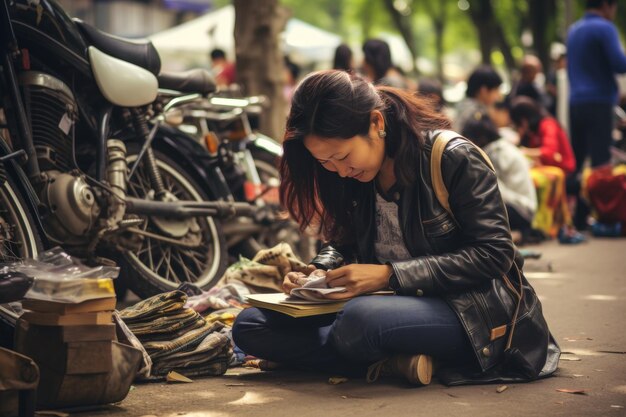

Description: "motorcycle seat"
158 69 217 95
74 19 161 76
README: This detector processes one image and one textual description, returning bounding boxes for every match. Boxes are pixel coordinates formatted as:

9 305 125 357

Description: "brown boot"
366 354 433 385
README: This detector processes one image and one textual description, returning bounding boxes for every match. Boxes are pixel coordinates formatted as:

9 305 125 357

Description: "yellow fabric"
530 166 572 237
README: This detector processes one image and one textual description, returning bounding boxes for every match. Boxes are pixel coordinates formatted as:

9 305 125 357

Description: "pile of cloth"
120 243 312 378
119 291 231 379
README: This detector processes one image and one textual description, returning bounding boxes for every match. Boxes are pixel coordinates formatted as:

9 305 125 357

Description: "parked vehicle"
162 92 319 263
0 0 258 297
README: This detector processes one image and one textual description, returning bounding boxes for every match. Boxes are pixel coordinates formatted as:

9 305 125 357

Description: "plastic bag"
1 247 119 303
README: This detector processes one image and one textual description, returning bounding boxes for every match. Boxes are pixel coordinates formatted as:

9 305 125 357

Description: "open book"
245 270 393 317
245 293 345 318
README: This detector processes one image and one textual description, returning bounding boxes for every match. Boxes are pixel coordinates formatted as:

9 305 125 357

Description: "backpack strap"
430 130 496 219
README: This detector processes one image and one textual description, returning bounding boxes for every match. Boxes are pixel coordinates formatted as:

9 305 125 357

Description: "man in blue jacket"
567 0 626 229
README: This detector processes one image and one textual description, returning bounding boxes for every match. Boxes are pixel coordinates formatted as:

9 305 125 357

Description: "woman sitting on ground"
510 97 584 242
232 70 559 386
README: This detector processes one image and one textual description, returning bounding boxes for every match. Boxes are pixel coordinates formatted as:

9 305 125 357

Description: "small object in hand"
496 385 508 393
294 269 327 286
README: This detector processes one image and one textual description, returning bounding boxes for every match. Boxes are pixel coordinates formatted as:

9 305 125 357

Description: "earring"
378 129 387 138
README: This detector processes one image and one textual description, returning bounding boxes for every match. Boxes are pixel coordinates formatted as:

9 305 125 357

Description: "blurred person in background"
489 101 520 145
510 97 584 244
362 39 409 89
510 97 575 175
210 48 237 88
567 0 626 229
508 55 550 109
545 50 569 134
416 78 445 114
333 44 355 73
454 65 502 132
284 56 301 108
462 113 537 245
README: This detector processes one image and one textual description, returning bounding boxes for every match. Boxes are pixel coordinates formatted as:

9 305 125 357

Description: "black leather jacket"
311 133 560 384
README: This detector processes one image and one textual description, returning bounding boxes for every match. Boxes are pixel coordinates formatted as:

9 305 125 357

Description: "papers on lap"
289 275 346 301
245 291 395 318
245 293 346 318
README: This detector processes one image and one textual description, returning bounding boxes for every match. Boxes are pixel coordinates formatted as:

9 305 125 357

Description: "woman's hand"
281 264 318 294
323 264 393 300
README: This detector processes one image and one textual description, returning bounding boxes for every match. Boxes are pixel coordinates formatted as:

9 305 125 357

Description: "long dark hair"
509 96 546 134
279 70 450 243
333 44 353 72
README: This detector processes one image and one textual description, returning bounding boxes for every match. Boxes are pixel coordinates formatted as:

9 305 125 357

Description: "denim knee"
330 298 381 362
231 307 263 352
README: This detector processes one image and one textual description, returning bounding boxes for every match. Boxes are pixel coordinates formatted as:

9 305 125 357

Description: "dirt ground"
64 238 626 417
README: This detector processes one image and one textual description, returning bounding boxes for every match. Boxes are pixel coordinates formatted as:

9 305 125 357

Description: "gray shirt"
374 193 412 264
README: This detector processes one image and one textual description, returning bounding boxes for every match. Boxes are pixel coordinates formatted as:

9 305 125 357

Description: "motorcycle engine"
19 71 100 243
39 170 100 244
18 71 78 172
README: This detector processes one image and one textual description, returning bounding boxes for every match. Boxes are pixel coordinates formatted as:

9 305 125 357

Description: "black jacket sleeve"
390 142 515 295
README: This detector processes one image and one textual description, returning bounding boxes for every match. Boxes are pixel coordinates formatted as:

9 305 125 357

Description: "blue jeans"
232 295 476 377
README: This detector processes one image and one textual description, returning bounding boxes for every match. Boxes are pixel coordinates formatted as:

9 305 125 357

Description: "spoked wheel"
0 174 41 262
121 147 228 298
253 158 319 263
0 171 42 323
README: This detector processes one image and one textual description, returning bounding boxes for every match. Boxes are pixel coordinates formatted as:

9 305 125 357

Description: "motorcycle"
0 0 258 297
162 92 319 263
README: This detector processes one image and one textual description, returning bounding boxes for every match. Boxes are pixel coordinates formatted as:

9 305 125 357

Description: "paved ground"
79 237 625 417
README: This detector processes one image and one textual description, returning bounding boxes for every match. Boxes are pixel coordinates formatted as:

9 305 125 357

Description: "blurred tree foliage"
222 0 626 81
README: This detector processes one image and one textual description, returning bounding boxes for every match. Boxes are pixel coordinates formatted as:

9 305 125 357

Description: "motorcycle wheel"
0 172 42 262
121 147 228 298
0 170 42 331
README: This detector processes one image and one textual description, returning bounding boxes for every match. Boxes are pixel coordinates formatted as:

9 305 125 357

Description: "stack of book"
14 280 123 407
16 296 117 373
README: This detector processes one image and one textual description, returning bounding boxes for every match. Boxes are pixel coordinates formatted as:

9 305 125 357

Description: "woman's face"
303 112 386 182
477 86 502 106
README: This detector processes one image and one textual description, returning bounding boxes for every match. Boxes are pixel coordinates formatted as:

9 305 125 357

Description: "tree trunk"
494 23 517 72
467 0 496 66
528 0 556 72
233 0 289 140
422 1 447 83
382 0 418 73
434 19 445 82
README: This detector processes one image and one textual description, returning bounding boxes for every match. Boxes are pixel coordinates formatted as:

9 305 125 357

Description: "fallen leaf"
610 405 624 409
166 371 193 383
560 357 582 361
496 385 508 393
573 374 585 378
597 350 626 355
328 376 349 385
341 396 348 399
556 388 587 395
